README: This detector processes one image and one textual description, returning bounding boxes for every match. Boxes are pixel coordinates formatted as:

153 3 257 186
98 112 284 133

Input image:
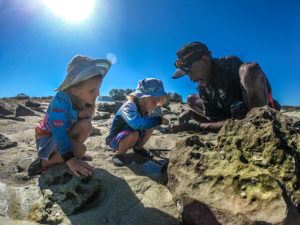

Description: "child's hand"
78 106 94 119
162 117 169 126
66 158 94 177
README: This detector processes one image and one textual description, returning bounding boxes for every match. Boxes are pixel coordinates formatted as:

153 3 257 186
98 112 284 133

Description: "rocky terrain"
0 98 299 225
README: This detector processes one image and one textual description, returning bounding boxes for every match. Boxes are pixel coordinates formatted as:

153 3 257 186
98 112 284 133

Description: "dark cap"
172 41 211 79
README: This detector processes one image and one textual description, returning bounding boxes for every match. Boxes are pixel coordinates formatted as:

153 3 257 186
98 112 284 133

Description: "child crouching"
106 78 169 167
28 55 111 177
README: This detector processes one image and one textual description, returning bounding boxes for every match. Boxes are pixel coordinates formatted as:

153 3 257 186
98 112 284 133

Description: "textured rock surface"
0 133 17 150
0 182 42 220
168 106 300 225
38 164 102 216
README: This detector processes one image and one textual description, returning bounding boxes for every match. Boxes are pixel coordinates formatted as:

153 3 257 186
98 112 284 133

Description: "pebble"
240 191 247 199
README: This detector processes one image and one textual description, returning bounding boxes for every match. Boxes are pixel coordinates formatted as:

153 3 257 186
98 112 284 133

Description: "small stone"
241 185 247 191
240 191 247 199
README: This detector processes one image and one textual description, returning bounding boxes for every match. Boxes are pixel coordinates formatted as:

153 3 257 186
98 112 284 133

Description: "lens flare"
42 0 95 23
106 53 117 64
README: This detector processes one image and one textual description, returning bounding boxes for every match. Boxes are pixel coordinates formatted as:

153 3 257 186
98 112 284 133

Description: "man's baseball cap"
172 41 211 79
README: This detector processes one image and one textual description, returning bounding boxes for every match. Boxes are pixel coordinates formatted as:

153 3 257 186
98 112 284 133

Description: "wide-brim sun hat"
55 55 112 91
172 41 211 79
129 78 167 98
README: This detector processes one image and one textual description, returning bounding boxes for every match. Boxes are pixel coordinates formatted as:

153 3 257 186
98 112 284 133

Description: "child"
28 55 111 177
106 78 169 167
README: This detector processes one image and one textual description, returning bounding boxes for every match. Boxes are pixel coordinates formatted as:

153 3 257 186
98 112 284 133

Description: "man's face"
187 55 212 87
71 77 103 105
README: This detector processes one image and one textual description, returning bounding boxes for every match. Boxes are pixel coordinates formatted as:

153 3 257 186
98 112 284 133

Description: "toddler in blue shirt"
28 55 111 176
106 78 169 166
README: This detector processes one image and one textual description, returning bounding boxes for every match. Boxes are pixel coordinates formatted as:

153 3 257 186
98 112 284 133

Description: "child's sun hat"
56 55 111 91
129 78 167 98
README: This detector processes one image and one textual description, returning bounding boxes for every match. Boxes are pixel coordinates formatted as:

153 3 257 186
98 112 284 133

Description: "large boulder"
168 106 300 225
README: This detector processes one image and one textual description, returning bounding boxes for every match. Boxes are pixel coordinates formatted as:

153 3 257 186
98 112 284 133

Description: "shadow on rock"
124 151 169 184
180 199 221 225
29 165 179 225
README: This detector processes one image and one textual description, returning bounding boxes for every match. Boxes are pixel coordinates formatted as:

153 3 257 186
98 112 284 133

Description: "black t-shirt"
198 56 244 120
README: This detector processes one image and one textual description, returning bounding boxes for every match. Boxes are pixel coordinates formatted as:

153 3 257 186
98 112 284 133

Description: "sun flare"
42 0 95 23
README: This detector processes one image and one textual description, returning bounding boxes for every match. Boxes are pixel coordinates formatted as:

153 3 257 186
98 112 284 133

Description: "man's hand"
162 117 169 126
66 158 94 177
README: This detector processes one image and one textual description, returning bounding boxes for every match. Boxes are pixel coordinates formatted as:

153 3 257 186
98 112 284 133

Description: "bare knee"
69 119 93 140
187 94 200 108
127 131 139 143
239 63 268 108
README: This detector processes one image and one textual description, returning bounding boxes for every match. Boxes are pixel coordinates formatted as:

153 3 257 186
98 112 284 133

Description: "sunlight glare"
42 0 95 23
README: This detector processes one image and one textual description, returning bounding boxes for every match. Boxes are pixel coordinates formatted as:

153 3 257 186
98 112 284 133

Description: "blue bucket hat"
129 78 167 98
56 55 112 91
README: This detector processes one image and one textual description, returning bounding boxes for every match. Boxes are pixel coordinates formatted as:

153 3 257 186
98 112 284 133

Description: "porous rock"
168 106 300 225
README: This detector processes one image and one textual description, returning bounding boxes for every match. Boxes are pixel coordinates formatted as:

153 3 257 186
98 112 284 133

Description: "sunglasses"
175 59 193 73
175 50 206 73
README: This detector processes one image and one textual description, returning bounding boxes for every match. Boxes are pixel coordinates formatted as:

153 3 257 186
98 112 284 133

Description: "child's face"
71 77 103 105
142 97 159 113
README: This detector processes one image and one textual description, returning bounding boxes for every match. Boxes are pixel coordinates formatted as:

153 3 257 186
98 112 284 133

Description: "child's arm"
49 97 75 161
78 104 95 119
120 102 163 130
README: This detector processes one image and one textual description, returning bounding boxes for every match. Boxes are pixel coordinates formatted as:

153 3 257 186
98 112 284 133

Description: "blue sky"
0 0 299 105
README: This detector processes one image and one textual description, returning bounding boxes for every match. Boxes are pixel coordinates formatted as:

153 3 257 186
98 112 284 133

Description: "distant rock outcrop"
25 99 41 108
0 100 35 117
168 106 300 225
97 101 123 113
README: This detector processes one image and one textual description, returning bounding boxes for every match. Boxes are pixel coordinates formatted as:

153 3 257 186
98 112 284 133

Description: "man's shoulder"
212 56 243 76
214 56 243 67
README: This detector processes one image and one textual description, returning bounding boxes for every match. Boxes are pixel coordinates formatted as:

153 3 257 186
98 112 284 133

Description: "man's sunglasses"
175 50 206 73
175 59 193 73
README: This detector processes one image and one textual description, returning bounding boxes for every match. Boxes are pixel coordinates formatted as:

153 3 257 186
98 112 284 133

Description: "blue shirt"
106 100 162 144
37 91 78 155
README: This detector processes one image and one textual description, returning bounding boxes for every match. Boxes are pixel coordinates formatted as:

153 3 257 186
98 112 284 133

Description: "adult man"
171 41 279 131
